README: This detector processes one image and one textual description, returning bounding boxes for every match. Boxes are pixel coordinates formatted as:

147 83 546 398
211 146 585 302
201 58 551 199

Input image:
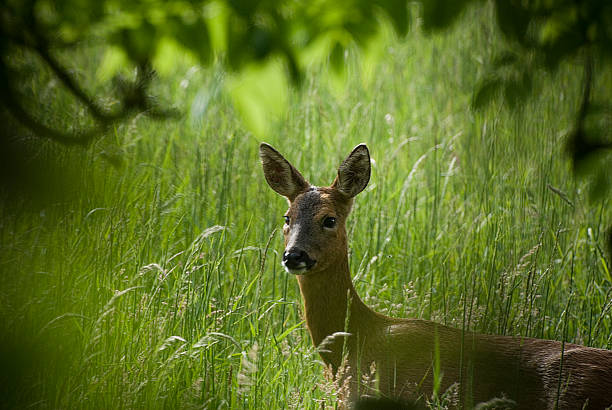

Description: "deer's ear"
332 143 371 198
260 143 309 200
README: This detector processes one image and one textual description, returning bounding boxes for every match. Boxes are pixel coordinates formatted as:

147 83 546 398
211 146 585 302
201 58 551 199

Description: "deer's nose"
283 249 307 267
282 248 315 272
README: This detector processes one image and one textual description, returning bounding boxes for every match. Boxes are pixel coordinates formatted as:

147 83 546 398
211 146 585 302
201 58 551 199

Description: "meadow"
1 6 610 409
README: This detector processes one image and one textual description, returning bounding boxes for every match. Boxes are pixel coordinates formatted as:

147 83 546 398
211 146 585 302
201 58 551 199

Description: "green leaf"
472 77 502 110
227 59 288 137
153 37 198 77
589 166 611 201
251 27 274 60
167 16 212 64
120 21 158 65
227 0 262 18
226 14 250 69
330 41 345 75
204 0 230 53
422 0 473 32
297 32 335 67
503 71 531 109
375 0 410 36
541 31 583 71
97 45 129 81
494 0 530 43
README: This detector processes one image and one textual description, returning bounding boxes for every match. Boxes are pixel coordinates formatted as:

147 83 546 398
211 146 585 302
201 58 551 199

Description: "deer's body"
297 258 612 408
259 143 612 409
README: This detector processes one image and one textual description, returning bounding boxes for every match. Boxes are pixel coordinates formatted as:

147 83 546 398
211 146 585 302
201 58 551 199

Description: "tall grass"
1 6 610 409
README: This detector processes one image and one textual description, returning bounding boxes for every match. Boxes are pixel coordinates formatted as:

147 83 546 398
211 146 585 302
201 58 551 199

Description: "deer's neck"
296 256 378 369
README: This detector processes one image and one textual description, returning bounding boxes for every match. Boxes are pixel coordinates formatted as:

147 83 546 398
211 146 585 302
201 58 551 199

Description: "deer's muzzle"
282 247 316 274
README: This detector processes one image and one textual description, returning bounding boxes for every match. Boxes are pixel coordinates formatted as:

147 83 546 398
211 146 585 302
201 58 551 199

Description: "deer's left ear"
332 143 371 198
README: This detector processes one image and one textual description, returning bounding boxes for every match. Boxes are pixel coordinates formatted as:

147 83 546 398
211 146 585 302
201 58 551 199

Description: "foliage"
0 0 411 143
454 0 612 200
0 8 610 408
423 0 612 248
2 0 610 228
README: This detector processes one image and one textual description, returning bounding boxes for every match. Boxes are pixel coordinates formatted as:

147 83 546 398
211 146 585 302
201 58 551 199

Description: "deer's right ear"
259 143 309 200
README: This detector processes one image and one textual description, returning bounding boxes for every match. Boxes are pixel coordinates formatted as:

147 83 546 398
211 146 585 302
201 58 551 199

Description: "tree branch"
34 45 109 121
1 79 108 146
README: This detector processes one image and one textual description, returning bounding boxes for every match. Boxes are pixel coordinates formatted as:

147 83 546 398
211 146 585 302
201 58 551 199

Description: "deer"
259 142 612 409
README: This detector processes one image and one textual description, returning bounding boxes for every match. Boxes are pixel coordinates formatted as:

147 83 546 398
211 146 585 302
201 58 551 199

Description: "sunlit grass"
0 6 610 409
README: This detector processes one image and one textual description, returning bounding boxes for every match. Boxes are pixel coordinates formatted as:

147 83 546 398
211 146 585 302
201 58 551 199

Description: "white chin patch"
282 261 308 275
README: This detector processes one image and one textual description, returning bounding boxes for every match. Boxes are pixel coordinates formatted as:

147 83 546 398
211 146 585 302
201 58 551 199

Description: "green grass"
1 6 611 409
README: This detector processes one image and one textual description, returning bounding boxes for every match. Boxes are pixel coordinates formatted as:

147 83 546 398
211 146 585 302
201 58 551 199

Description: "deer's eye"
283 215 290 225
323 217 337 229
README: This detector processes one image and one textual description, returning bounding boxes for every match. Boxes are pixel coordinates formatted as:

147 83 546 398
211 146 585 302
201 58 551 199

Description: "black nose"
282 248 315 271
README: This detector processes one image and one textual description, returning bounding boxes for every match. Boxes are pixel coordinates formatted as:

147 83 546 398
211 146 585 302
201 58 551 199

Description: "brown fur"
259 143 612 409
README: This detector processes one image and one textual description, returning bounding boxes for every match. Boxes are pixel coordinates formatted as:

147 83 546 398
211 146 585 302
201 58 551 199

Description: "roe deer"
259 142 612 409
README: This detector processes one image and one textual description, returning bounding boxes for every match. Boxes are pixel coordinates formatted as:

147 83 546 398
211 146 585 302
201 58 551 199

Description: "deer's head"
260 143 371 275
